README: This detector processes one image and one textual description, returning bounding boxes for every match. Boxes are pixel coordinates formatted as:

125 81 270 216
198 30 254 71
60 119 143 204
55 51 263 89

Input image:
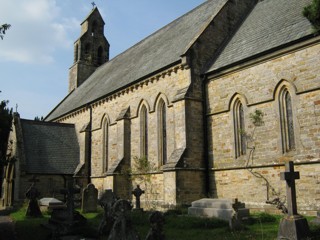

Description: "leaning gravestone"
81 183 98 213
278 161 310 240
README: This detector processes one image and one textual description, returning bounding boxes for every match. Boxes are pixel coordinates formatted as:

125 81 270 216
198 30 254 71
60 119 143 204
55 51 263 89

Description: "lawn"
9 204 320 240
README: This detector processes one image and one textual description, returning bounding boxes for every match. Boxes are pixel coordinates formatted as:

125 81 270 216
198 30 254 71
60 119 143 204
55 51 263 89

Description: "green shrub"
303 0 320 32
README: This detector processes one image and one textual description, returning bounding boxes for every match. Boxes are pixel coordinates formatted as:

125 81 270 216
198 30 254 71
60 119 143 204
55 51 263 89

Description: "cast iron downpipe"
87 104 92 184
201 74 210 197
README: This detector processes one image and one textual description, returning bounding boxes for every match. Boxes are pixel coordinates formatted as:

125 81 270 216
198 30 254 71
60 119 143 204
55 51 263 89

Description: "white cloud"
0 0 79 64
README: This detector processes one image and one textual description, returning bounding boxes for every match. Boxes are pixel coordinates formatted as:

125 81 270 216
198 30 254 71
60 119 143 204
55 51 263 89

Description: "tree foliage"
0 99 13 195
34 116 44 121
0 99 13 162
303 0 320 33
0 23 11 40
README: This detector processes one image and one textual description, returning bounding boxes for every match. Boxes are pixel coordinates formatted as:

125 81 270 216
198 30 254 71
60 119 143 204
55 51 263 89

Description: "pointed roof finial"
91 2 96 9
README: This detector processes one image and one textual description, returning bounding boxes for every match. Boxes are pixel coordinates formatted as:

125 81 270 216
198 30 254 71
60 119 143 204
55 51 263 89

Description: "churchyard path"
0 210 17 240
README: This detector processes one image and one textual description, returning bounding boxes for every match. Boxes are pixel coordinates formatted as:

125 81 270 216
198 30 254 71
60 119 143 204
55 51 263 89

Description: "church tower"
69 7 110 93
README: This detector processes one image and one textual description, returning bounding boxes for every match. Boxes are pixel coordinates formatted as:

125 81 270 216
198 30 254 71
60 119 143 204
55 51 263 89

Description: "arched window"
74 44 79 62
140 105 148 159
158 99 167 165
279 88 295 152
97 46 103 65
233 99 246 158
103 118 109 172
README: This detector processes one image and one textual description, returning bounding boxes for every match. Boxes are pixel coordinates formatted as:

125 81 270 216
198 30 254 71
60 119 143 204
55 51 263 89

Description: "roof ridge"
104 0 212 64
21 118 75 127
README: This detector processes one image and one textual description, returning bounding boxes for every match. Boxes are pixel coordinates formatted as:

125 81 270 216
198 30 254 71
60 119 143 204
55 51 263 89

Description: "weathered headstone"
278 161 310 240
25 175 42 217
132 185 145 211
98 189 117 238
81 183 98 213
145 211 165 240
108 199 140 240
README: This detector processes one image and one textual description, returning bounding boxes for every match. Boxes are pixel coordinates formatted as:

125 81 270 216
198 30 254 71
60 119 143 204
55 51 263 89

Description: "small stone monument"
145 211 165 240
25 175 42 217
278 161 310 240
132 185 145 211
188 198 249 229
81 183 98 213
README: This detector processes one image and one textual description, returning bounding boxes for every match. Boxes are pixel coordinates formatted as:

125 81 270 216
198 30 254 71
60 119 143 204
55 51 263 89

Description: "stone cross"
28 175 40 185
132 185 145 210
280 161 299 216
278 161 310 240
60 179 80 221
26 182 42 217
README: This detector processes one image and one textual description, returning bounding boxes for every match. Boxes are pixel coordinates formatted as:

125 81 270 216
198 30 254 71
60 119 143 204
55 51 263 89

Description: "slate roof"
46 0 228 121
207 0 314 73
20 119 79 175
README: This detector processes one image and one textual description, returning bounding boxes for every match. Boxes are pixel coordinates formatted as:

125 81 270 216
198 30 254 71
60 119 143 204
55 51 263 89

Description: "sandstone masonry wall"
206 41 320 213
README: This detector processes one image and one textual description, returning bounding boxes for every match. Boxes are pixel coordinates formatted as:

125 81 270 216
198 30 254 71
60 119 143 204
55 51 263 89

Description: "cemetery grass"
9 204 320 240
10 203 102 240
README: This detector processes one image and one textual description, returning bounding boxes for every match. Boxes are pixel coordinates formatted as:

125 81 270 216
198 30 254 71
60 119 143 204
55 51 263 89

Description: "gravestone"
98 189 117 238
81 183 98 213
278 161 310 240
25 175 42 217
132 185 145 211
145 211 165 240
108 199 140 240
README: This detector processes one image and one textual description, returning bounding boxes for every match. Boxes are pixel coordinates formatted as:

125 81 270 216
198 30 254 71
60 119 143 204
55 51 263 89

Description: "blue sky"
0 0 205 119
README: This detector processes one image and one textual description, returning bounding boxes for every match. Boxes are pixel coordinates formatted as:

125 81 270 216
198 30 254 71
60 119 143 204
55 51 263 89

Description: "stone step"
190 198 233 209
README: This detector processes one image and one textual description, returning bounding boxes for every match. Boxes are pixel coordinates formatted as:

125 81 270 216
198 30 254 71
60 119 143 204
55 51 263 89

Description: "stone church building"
2 0 320 214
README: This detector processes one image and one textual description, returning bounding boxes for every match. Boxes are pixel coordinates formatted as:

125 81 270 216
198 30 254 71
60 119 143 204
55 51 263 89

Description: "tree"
0 98 13 195
0 24 11 40
303 0 320 33
34 116 44 121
